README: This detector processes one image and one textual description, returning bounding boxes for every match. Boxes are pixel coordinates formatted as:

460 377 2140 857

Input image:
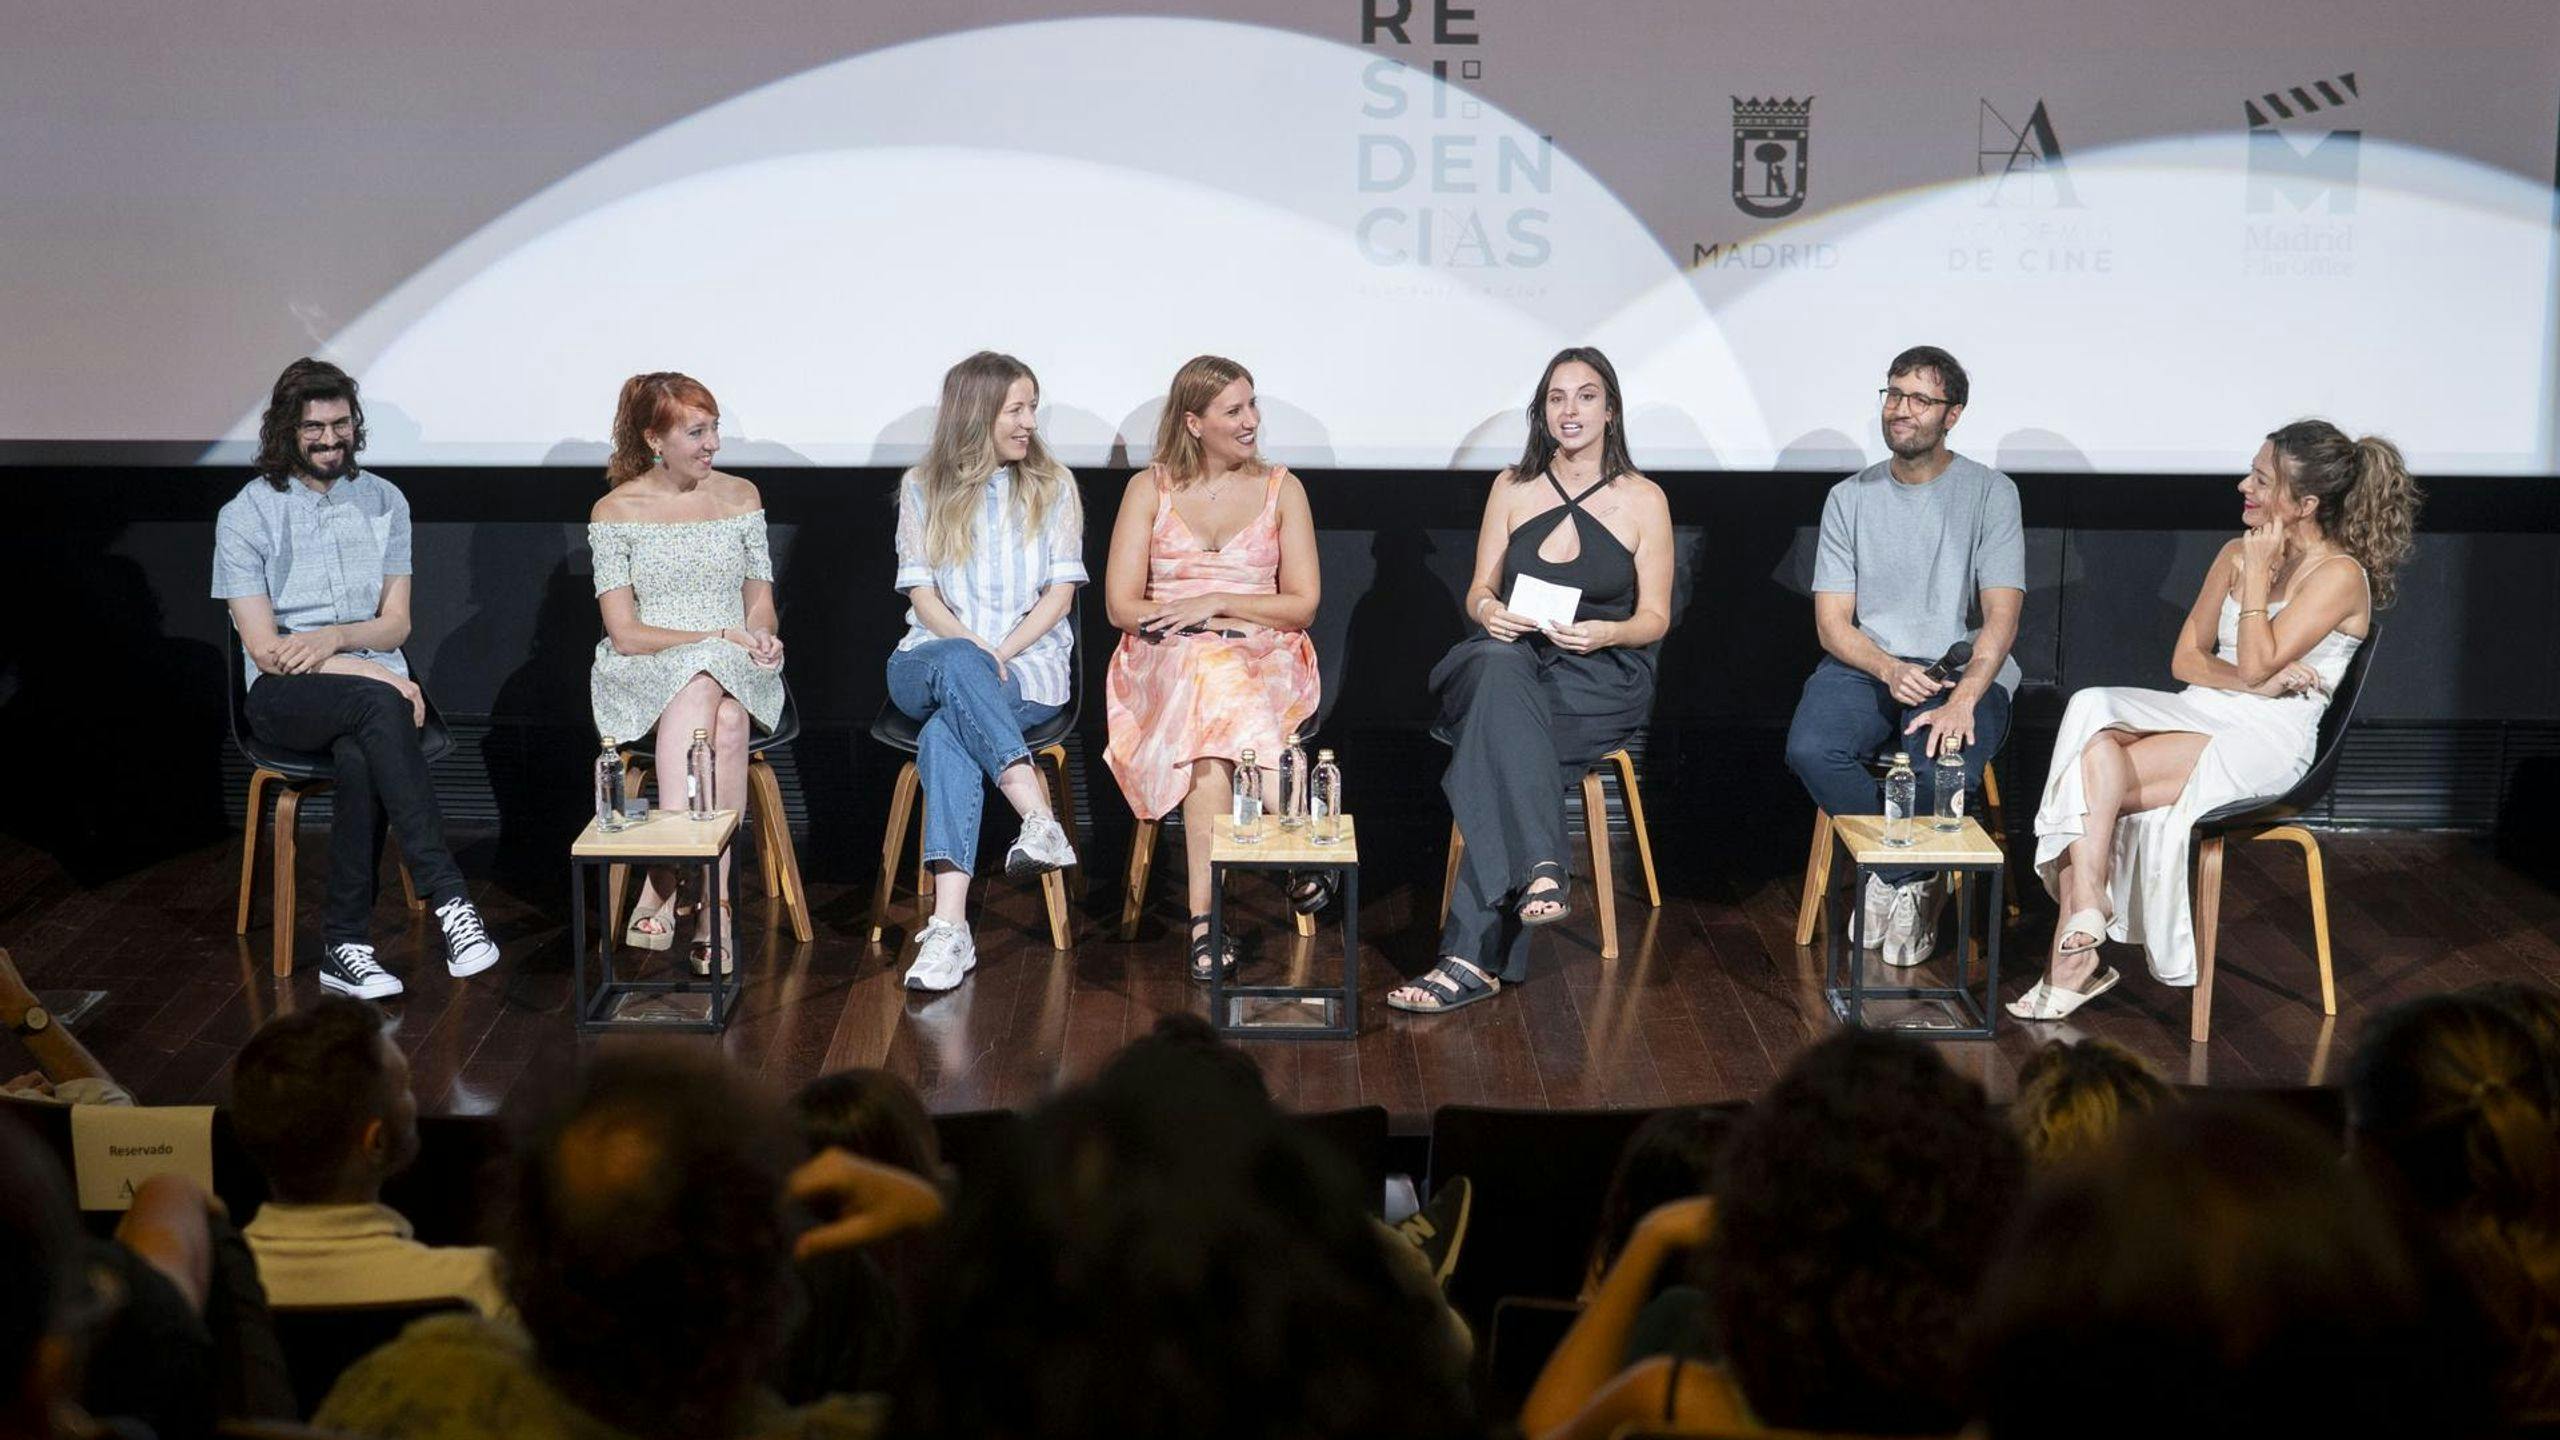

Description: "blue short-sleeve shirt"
211 469 413 687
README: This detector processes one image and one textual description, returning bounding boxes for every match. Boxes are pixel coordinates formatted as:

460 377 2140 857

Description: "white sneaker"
903 918 977 992
1881 878 1946 968
1004 812 1077 878
319 942 404 999
435 897 502 978
1860 873 1894 950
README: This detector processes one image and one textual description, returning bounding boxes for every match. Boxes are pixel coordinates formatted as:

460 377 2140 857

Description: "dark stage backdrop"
7 468 2555 898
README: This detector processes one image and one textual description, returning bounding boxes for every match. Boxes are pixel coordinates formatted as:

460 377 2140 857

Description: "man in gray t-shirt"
1784 346 2025 966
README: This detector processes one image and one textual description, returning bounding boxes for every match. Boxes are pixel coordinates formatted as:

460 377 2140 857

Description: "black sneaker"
1394 1174 1472 1288
435 897 501 978
319 942 404 999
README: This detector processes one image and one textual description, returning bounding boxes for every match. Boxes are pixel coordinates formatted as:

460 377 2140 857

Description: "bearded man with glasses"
210 358 500 998
1783 345 2025 967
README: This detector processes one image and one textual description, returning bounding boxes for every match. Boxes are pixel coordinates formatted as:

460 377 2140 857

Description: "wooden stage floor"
5 821 2556 1131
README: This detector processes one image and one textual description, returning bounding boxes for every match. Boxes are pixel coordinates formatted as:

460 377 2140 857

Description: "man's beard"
300 443 353 480
1885 424 1941 460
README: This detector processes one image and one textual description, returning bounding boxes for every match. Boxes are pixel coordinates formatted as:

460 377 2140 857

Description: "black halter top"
1502 470 1639 627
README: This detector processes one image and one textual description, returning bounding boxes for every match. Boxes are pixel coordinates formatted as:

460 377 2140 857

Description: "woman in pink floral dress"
1104 355 1321 979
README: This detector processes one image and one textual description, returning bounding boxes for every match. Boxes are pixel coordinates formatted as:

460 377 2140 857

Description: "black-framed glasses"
1878 387 1952 413
296 417 356 438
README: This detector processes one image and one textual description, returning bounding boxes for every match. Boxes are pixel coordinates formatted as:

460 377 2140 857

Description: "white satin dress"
2032 574 2365 986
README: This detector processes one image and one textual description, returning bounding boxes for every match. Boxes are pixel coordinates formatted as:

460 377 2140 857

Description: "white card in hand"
1506 573 1583 629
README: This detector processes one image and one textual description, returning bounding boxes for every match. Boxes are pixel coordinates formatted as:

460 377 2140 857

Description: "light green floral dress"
588 510 784 742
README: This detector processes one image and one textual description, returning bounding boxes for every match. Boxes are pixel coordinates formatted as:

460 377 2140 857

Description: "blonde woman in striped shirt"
887 353 1088 992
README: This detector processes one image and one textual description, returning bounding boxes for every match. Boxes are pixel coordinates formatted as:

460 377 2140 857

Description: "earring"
652 451 664 466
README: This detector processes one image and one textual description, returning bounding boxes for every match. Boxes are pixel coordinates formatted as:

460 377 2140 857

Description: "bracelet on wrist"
2238 607 2268 621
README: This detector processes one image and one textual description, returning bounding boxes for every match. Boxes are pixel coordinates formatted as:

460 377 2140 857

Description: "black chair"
2189 629 2380 1043
868 621 1085 951
1426 1103 1669 1334
270 1298 472 1419
1435 739 1661 961
227 630 449 979
609 675 813 945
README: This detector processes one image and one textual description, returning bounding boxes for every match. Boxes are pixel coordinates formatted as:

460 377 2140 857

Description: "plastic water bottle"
1310 749 1344 845
1933 747 1967 833
1882 751 1916 847
685 728 715 820
1277 732 1310 829
1232 749 1264 843
594 738 628 833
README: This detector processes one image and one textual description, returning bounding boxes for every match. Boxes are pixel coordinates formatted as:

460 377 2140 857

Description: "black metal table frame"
568 841 735 1034
1823 834 2004 1040
1206 848 1360 1041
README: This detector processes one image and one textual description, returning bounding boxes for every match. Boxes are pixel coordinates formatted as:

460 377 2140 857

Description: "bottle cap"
600 736 617 748
1285 732 1300 744
1890 751 1910 765
1317 749 1335 761
693 728 710 739
1239 748 1257 762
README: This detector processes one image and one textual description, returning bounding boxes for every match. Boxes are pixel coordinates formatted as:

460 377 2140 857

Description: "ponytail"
2341 435 2421 608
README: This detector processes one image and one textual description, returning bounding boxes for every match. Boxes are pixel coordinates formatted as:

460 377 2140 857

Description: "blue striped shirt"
211 469 412 689
893 467 1087 706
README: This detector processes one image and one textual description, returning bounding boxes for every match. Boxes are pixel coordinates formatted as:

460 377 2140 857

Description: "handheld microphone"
1921 640 1973 685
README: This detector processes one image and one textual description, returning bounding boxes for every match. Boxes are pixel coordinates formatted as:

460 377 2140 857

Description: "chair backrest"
271 1299 473 1418
2197 625 2380 830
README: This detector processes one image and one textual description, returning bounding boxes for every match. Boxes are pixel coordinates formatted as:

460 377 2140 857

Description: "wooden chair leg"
915 797 933 933
1439 821 1464 929
236 769 271 935
1983 761 2021 919
1293 905 1316 938
1584 769 1618 959
1118 818 1160 941
1610 750 1662 909
2191 834 2228 1044
751 758 814 943
759 800 783 899
867 761 920 943
1038 744 1087 902
2258 825 2335 1016
271 787 305 979
1794 809 1834 948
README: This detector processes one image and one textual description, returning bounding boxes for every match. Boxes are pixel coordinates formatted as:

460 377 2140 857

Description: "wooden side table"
1823 814 2007 1039
1205 813 1359 1041
568 810 740 1034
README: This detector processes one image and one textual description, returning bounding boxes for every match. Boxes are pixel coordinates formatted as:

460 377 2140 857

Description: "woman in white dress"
2011 421 2420 1020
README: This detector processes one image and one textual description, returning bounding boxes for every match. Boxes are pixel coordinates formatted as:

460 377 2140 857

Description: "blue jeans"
887 640 1063 875
1783 656 2013 885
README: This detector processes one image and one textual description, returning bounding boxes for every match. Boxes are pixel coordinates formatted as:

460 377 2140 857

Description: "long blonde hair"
2266 419 2423 608
914 352 1072 569
1151 355 1258 487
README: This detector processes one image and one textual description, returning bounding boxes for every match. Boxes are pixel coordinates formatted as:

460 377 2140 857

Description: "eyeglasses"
296 417 356 438
1878 388 1953 413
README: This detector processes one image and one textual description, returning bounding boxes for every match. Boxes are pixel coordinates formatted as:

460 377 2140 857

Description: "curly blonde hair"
2266 419 2423 607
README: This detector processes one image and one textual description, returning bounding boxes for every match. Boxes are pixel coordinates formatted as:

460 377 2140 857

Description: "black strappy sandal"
1515 862 1573 928
1186 914 1240 982
1387 957 1502 1014
1286 870 1337 916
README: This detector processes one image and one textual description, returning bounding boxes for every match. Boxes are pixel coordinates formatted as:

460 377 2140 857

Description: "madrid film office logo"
2246 72 2360 213
1731 97 1811 218
1977 99 2078 208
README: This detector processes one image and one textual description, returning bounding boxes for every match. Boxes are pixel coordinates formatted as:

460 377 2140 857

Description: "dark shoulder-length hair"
1510 346 1635 486
254 358 365 490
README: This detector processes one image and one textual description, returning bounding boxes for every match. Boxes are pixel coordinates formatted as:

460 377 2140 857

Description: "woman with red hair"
589 372 785 974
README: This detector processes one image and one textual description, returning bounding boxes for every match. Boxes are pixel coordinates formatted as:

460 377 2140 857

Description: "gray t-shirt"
1811 452 2025 694
211 469 413 688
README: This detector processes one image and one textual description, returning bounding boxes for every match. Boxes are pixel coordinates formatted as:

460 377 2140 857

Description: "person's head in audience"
0 1119 92 1440
2473 979 2560 1081
2009 1038 2172 1166
2348 991 2560 1413
1974 1098 2499 1439
509 1044 802 1440
1097 1010 1269 1103
1587 1106 1725 1292
895 1031 1472 1440
230 997 418 1204
793 1068 942 1182
1705 1030 2023 1436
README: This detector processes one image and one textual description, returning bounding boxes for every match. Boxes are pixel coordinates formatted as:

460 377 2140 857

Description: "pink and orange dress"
1104 467 1321 820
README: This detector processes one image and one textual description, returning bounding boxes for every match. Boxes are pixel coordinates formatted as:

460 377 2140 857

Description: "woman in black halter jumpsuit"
1392 348 1673 1013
